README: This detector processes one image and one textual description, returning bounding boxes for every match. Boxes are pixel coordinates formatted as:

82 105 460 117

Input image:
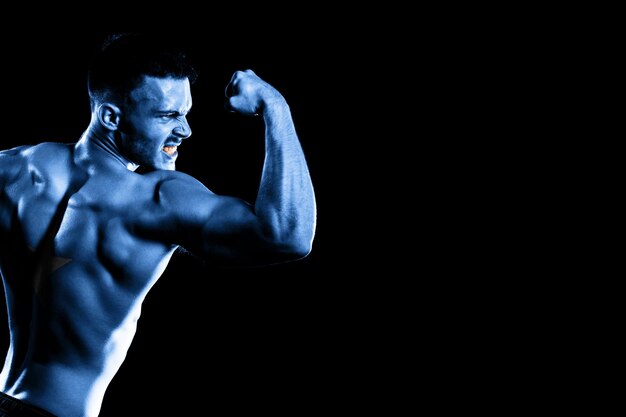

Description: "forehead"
129 76 192 110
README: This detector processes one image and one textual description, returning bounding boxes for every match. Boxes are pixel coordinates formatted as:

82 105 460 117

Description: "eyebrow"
155 108 192 116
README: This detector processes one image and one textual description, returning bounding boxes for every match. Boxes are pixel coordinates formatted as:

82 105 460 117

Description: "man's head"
88 33 197 171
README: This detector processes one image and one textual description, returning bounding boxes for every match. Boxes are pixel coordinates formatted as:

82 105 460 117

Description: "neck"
76 125 139 172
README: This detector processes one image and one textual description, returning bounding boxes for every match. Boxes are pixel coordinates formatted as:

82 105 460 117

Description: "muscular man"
0 34 316 417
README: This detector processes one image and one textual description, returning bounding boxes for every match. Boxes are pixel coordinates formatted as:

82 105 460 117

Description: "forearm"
255 99 316 255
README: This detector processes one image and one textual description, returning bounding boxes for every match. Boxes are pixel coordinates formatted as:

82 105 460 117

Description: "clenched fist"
225 70 284 116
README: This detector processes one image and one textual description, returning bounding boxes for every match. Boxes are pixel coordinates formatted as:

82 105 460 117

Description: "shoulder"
1 142 72 157
145 170 213 196
27 142 73 164
0 144 32 162
0 144 30 156
2 142 73 183
0 145 31 180
144 170 217 212
1 142 72 167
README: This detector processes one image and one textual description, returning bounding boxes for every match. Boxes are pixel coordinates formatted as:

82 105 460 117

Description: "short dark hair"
88 33 197 109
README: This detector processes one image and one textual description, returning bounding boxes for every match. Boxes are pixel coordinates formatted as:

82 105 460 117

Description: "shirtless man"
0 34 316 417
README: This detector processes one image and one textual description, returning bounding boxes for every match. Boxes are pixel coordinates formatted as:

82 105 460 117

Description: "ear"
97 103 123 131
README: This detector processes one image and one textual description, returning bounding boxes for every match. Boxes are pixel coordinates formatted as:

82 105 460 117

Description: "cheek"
139 121 170 141
119 114 140 135
128 123 163 144
120 129 153 156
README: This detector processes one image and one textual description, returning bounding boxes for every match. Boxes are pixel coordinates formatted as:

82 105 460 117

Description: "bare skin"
0 71 316 417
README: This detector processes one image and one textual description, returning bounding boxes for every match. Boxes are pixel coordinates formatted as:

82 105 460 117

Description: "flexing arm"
157 71 316 265
230 70 316 256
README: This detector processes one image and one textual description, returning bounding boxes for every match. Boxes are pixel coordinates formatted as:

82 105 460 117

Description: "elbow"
290 239 313 260
276 233 313 261
263 220 316 262
279 237 312 261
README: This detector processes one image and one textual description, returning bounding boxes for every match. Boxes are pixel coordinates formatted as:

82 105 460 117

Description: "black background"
0 26 366 415
0 16 538 414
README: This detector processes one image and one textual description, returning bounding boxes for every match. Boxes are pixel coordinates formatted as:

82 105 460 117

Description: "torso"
0 143 181 417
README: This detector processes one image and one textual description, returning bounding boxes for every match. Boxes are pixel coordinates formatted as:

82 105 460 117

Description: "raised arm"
230 70 316 255
155 70 316 265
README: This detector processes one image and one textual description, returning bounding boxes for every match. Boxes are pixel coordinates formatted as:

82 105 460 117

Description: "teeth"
163 146 177 156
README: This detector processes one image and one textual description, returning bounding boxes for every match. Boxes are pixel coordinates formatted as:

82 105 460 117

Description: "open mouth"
162 145 178 156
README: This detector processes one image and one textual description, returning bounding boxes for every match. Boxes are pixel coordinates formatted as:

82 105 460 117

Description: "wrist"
260 94 287 116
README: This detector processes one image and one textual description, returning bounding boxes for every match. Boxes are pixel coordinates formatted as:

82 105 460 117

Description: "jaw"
132 149 177 172
120 135 180 171
157 149 177 171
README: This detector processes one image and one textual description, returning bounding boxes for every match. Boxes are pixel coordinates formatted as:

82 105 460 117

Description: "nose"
173 116 192 139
